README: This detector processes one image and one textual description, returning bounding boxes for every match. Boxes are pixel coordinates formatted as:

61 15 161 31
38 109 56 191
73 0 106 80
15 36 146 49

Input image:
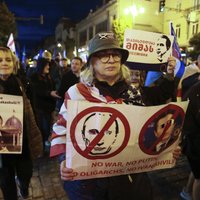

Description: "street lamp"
57 43 62 48
123 4 145 29
124 5 145 18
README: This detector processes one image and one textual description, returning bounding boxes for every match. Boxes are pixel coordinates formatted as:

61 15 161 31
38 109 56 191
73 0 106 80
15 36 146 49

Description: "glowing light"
124 8 130 15
139 7 145 14
123 5 145 18
57 43 62 47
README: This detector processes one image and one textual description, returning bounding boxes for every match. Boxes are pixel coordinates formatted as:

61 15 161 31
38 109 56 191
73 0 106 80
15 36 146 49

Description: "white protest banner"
66 100 188 180
0 94 23 154
123 29 174 71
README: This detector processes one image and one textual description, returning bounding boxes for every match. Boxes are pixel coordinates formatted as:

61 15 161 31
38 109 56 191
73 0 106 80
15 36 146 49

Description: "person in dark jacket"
55 56 83 111
30 57 60 150
0 47 43 200
181 81 200 200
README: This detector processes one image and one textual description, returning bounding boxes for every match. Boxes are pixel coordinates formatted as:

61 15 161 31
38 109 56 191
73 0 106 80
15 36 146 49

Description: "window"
159 0 165 12
176 2 181 11
95 20 108 33
194 0 200 9
176 25 181 38
79 30 87 46
89 27 93 40
192 22 199 35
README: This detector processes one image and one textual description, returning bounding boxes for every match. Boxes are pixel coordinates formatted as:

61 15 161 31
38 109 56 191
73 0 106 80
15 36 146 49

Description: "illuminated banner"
0 94 23 154
66 100 188 180
123 29 174 71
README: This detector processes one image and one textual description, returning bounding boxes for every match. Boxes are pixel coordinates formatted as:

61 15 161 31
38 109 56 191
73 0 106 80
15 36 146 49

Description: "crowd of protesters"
0 30 199 200
20 51 84 153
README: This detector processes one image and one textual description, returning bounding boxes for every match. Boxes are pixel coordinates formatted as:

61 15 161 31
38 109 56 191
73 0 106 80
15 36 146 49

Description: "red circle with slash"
70 106 130 159
139 104 185 155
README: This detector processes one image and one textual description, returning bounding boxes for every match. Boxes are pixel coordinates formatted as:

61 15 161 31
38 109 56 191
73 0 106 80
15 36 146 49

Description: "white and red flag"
7 33 16 54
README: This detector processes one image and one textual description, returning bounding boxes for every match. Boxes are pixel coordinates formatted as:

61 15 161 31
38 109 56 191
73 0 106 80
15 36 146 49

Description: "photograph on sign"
0 94 23 154
69 105 130 160
139 104 185 155
123 29 174 71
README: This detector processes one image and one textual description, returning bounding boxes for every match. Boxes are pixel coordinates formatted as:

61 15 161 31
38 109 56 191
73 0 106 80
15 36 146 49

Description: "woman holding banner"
0 47 42 200
50 32 180 200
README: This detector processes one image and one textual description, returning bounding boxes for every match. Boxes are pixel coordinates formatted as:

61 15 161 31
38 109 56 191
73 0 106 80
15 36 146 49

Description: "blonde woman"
50 32 180 200
0 47 42 200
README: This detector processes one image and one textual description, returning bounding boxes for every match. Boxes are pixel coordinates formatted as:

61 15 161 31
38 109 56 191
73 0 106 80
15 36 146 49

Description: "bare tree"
0 2 17 46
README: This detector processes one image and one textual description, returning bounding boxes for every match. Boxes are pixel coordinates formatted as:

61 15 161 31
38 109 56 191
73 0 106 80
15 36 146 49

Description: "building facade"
163 0 200 53
75 0 118 62
72 0 200 60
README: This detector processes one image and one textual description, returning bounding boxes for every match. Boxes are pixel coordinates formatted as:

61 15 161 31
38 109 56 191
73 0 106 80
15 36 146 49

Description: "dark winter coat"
182 81 200 159
30 73 56 114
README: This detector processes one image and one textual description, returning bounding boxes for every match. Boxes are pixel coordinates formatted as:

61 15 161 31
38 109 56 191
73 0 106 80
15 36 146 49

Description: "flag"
7 33 16 54
38 49 44 58
169 21 185 101
21 46 26 65
169 21 185 79
52 48 56 59
62 50 66 59
145 71 162 86
169 22 181 60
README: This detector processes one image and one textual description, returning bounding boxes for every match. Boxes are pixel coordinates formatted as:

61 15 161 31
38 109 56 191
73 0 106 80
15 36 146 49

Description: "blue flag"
52 48 56 59
170 21 185 79
145 71 162 86
21 46 26 65
38 49 44 58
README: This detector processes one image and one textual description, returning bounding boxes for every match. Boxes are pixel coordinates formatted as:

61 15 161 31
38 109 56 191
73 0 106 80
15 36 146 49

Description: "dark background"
4 0 102 52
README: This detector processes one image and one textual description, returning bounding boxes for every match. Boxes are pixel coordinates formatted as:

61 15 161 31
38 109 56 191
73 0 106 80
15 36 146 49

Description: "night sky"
4 0 102 53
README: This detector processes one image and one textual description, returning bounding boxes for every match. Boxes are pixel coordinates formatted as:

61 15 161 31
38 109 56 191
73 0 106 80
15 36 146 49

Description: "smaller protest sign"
123 29 174 71
0 94 23 154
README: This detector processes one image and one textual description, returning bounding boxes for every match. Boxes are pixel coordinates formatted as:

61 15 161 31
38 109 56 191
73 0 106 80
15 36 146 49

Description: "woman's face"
0 50 14 76
43 63 50 74
91 50 122 84
130 70 141 88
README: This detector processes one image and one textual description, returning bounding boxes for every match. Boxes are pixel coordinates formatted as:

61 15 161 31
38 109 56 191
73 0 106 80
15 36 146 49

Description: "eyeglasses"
94 51 122 63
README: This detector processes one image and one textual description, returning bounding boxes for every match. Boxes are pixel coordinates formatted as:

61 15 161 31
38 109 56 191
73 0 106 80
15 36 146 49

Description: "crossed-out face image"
81 112 119 155
140 108 183 154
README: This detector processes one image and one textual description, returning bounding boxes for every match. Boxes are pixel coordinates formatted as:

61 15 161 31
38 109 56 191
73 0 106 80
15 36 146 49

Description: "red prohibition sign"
70 106 130 159
139 104 185 155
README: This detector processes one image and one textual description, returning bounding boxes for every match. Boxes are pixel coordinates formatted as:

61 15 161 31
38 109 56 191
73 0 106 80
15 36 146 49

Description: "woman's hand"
50 90 61 99
167 56 176 75
60 160 76 181
172 145 182 160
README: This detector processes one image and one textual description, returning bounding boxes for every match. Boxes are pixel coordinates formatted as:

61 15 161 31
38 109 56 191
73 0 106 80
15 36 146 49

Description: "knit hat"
87 32 129 66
